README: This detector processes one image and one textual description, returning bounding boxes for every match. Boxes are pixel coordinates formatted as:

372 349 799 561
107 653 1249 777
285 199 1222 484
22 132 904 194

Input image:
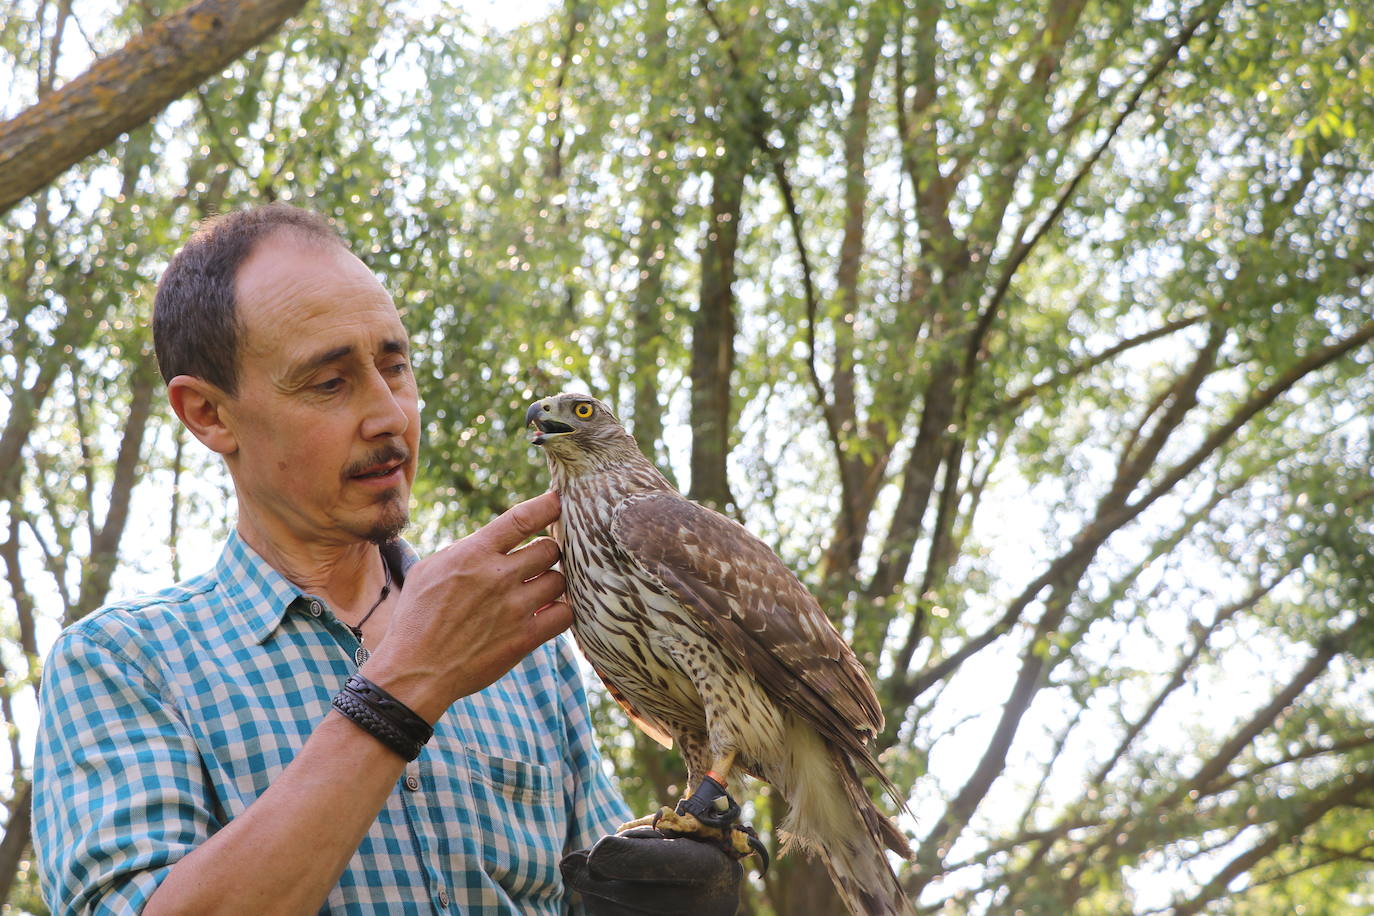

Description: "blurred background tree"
2 0 1373 912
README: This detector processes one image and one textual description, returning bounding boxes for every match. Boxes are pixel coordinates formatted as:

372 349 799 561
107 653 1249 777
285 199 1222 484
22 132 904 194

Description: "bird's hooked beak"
525 401 574 446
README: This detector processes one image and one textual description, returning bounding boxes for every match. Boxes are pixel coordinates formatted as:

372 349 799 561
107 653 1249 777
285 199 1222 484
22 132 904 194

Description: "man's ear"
167 375 238 456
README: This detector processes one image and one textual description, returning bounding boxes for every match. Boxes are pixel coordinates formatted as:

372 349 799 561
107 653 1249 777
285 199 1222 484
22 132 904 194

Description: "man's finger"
476 491 561 552
520 568 567 609
509 536 561 579
527 599 573 644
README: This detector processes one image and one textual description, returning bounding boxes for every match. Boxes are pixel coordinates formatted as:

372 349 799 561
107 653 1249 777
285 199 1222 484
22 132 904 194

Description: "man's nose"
359 368 412 440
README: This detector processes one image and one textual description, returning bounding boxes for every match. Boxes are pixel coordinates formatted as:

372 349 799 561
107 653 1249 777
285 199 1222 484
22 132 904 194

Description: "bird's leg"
618 750 738 833
651 750 769 870
617 739 724 832
676 750 739 827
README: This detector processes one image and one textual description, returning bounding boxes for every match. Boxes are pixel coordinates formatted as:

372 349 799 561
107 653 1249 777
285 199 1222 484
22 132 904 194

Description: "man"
33 203 737 914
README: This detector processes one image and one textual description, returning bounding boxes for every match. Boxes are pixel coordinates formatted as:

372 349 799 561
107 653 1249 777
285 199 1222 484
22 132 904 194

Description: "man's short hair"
152 202 344 395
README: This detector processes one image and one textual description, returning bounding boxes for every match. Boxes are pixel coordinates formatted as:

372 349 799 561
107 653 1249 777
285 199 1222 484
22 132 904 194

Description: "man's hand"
365 491 572 721
561 827 743 916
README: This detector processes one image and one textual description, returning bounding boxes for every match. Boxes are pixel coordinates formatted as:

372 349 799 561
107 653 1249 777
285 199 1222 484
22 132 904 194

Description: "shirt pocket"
464 747 564 903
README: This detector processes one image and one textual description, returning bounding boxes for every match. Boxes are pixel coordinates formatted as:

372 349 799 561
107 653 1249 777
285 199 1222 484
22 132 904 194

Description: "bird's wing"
611 491 889 775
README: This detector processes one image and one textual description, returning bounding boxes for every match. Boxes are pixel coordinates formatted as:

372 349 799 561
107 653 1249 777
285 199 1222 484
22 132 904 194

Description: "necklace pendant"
355 645 370 666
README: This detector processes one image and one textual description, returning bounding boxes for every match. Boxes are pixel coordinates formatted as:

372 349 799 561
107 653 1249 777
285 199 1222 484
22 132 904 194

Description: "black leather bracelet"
333 688 421 761
332 674 433 761
343 673 434 745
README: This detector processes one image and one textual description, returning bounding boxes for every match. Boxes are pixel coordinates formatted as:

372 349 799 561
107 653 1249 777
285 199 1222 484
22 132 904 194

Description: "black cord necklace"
348 551 392 667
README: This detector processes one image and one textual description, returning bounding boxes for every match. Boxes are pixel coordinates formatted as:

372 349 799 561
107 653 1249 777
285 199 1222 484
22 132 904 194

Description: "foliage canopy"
2 0 1373 912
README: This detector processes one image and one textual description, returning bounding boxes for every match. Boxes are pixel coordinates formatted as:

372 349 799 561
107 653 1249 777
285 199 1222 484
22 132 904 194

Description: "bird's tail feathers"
820 831 914 916
773 728 915 916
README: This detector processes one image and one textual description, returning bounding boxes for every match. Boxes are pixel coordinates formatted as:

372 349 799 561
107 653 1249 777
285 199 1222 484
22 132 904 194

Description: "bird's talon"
625 782 771 869
618 807 672 834
662 815 770 869
734 824 770 873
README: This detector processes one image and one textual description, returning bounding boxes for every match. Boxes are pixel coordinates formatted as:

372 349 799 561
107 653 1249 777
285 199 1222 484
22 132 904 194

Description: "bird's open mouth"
525 402 575 446
528 417 574 446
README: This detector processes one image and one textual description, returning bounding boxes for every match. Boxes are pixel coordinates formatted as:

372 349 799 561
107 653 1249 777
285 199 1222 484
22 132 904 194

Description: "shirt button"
308 600 323 617
437 889 450 907
404 774 420 791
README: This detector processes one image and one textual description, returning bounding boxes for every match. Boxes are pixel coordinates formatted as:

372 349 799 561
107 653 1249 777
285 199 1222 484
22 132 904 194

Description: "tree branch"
0 0 309 214
996 311 1208 419
963 0 1224 387
897 314 1374 723
1169 768 1374 916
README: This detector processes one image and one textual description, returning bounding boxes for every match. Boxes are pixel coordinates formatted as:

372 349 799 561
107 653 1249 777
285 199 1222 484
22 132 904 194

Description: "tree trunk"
865 360 960 601
771 847 846 916
0 0 309 214
630 223 670 469
0 781 32 906
687 153 745 511
74 360 158 621
819 9 890 593
627 0 677 472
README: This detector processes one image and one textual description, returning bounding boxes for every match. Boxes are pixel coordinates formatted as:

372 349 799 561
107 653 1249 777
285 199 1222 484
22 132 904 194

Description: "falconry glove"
560 826 742 916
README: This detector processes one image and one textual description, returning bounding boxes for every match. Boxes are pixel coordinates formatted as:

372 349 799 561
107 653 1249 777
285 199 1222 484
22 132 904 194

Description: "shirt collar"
213 530 419 644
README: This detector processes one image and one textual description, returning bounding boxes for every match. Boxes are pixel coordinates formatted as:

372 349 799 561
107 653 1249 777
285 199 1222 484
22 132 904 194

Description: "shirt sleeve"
552 636 630 857
34 618 220 915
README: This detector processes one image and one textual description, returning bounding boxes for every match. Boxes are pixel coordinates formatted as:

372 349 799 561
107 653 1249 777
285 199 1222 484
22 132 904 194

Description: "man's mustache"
343 444 411 479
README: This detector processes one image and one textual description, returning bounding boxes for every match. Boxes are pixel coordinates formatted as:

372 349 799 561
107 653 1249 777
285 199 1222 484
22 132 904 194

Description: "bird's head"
525 393 641 472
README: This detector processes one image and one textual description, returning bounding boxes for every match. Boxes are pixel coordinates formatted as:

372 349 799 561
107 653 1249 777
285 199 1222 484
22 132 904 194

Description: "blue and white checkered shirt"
33 531 629 914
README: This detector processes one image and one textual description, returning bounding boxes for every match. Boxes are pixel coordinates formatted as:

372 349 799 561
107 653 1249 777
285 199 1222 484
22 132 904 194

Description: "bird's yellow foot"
619 775 770 872
617 810 665 832
652 807 767 864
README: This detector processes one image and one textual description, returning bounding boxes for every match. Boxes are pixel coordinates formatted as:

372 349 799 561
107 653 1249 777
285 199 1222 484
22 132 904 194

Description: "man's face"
222 230 421 548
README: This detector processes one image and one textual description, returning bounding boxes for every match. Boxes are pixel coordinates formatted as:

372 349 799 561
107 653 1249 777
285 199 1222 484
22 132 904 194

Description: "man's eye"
385 362 410 376
315 378 345 393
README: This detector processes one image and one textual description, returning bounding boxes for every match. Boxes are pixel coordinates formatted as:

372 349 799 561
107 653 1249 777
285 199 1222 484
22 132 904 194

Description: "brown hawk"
527 393 914 916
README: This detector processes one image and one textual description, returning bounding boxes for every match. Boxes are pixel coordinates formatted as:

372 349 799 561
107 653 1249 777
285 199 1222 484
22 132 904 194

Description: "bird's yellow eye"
574 402 594 419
